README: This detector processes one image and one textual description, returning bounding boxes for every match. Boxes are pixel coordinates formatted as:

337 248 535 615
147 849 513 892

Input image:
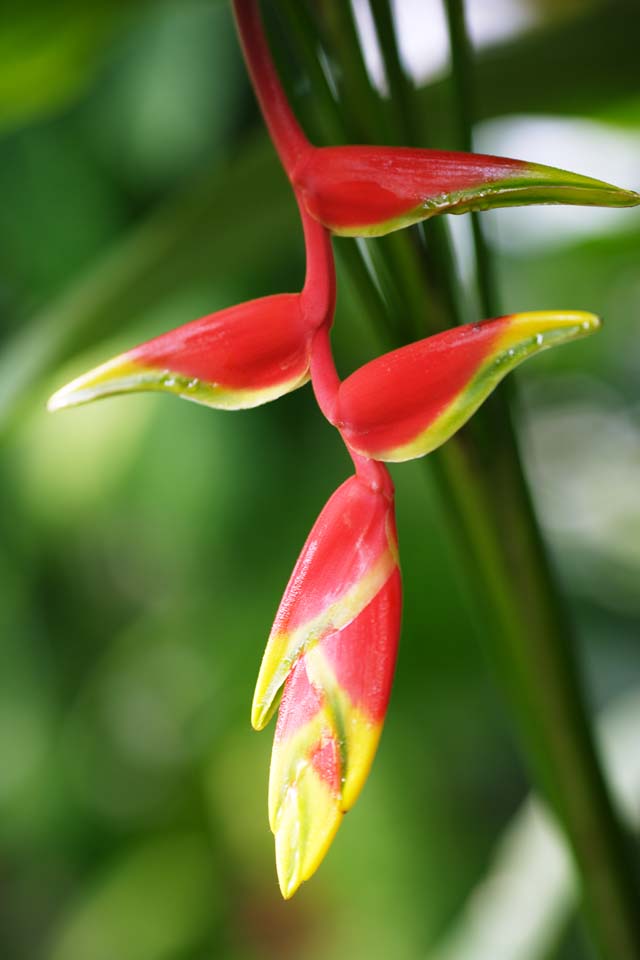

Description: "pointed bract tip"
275 812 342 900
508 309 601 343
615 187 640 206
251 693 279 732
273 766 343 900
279 870 300 901
523 163 640 210
47 355 146 412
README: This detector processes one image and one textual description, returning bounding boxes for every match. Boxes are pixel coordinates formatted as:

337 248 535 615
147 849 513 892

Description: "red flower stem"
309 325 339 423
232 0 311 177
309 325 393 497
350 451 394 497
233 0 335 330
300 202 335 327
234 0 393 499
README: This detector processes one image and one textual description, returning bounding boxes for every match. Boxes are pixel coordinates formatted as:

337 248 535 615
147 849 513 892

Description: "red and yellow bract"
337 310 601 461
47 294 315 412
253 471 401 898
294 145 640 237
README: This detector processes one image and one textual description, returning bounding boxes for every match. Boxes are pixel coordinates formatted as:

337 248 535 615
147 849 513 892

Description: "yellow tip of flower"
251 692 281 732
509 309 601 339
47 355 147 412
273 772 343 900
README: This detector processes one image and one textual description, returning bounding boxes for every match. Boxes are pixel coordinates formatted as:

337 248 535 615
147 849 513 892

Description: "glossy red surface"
272 476 396 633
338 316 509 454
295 146 528 229
321 568 401 722
130 293 310 389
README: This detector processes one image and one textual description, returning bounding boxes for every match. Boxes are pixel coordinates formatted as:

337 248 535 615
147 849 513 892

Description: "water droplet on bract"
163 376 176 388
536 333 544 346
582 319 592 331
508 348 515 357
187 378 200 391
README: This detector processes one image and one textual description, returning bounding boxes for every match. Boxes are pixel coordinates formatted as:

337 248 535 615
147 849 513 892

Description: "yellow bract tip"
509 309 601 337
47 356 146 411
273 768 342 900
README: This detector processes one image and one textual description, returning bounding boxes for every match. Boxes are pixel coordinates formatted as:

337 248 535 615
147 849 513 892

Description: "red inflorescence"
49 0 634 901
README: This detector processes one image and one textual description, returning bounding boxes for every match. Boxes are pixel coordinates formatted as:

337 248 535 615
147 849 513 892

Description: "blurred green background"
1 1 640 958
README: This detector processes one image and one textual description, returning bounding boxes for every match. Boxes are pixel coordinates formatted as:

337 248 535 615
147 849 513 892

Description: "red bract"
337 311 601 461
48 293 317 412
252 467 398 728
253 469 401 898
294 145 640 237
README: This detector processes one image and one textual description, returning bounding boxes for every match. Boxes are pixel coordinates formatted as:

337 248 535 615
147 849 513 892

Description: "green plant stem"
368 0 420 145
437 430 640 960
442 0 497 318
441 2 640 956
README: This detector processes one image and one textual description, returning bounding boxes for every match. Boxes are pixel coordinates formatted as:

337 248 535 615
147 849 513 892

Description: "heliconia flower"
253 471 401 898
47 294 315 412
337 310 601 462
292 145 640 237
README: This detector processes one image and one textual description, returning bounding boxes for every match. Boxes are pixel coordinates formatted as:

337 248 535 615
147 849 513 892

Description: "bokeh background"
2 1 640 958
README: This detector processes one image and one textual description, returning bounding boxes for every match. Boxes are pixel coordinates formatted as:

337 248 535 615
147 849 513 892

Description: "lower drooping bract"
253 472 401 898
252 473 399 729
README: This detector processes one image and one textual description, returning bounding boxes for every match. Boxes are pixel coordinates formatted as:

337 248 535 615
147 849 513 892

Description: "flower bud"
293 145 640 237
48 294 313 412
337 310 601 461
253 472 401 898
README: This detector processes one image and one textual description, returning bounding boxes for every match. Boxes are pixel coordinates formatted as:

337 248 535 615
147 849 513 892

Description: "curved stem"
299 201 335 326
232 0 311 176
351 454 395 498
309 324 339 424
309 325 390 496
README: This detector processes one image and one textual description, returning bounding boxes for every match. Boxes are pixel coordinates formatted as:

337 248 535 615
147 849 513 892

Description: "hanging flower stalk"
256 466 401 898
48 0 640 919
